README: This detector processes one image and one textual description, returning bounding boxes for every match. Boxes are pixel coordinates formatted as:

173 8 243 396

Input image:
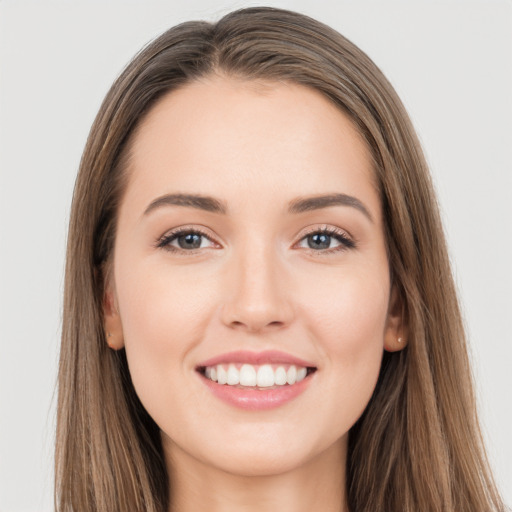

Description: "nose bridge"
222 234 293 332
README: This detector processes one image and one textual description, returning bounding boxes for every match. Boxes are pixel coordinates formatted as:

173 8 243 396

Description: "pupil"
178 233 202 249
308 233 330 249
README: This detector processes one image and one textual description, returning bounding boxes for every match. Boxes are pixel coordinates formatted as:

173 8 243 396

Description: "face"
105 77 405 477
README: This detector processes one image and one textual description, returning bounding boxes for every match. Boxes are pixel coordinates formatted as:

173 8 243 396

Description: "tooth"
239 364 257 386
287 365 297 385
275 366 287 386
257 364 275 387
227 364 240 385
217 365 227 385
207 363 307 387
296 367 307 382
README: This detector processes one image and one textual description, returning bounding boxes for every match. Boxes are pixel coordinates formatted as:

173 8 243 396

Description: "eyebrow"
143 192 372 222
144 193 227 215
287 193 373 222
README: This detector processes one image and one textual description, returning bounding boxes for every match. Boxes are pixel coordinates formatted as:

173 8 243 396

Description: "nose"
220 242 294 333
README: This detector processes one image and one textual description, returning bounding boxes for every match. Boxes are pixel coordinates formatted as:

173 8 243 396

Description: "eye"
156 227 218 252
296 227 355 253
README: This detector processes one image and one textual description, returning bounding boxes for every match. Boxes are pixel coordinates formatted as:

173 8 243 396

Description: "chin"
207 446 314 478
183 424 347 478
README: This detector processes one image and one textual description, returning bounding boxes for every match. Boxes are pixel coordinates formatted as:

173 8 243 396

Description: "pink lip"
197 350 316 368
196 350 317 411
199 372 314 410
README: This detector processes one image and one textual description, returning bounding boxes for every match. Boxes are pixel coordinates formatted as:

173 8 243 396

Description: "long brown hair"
56 7 505 512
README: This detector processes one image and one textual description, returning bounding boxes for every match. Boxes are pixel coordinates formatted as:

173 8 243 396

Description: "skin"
104 76 406 512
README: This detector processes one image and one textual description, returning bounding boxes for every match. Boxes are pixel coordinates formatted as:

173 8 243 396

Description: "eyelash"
156 226 356 255
298 226 356 254
156 226 216 254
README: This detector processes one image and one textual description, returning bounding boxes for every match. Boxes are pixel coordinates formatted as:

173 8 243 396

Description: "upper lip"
196 350 316 368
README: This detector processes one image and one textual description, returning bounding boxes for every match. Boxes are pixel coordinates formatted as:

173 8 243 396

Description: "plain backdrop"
0 1 511 510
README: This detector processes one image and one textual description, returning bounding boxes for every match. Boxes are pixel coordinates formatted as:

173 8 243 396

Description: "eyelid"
295 224 353 241
298 224 351 238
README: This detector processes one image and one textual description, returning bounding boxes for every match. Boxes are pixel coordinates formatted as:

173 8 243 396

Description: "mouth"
195 351 317 410
197 363 317 389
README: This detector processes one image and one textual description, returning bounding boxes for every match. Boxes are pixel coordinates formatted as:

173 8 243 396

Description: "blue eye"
157 229 216 252
298 228 355 252
176 233 203 249
307 233 333 249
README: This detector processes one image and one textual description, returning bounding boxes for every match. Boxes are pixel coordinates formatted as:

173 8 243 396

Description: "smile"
202 363 311 388
196 351 317 410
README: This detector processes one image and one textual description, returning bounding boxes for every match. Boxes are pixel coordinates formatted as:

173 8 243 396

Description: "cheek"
300 260 390 343
298 265 389 405
114 261 217 404
117 259 214 340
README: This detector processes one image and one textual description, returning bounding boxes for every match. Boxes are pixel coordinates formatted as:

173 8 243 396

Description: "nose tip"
226 311 290 333
220 255 294 333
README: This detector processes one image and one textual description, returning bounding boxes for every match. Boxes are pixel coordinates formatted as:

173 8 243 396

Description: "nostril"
221 292 295 333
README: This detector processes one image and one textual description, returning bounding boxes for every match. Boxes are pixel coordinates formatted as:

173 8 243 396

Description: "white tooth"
275 366 287 385
205 367 211 379
227 364 240 385
287 365 297 385
210 367 217 382
296 367 307 382
217 365 227 385
239 364 257 386
257 364 275 387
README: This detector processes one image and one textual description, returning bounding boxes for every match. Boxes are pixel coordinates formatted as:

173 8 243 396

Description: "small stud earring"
398 337 403 343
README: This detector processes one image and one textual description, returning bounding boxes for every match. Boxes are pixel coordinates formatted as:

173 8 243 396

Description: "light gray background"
0 1 511 510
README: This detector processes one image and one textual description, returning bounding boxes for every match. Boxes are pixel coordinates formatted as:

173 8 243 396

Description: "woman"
55 7 506 512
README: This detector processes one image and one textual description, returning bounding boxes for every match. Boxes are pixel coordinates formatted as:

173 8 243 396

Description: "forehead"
122 76 379 218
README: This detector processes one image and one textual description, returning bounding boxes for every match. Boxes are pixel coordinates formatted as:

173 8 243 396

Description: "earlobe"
103 284 124 350
383 286 408 353
384 331 408 352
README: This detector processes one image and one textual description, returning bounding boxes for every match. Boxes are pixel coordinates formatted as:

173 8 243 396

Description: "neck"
165 437 348 512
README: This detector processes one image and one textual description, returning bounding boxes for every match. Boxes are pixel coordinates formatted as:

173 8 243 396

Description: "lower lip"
199 373 314 410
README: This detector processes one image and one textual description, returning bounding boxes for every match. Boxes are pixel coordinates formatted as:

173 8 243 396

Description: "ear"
103 272 124 351
383 285 408 352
